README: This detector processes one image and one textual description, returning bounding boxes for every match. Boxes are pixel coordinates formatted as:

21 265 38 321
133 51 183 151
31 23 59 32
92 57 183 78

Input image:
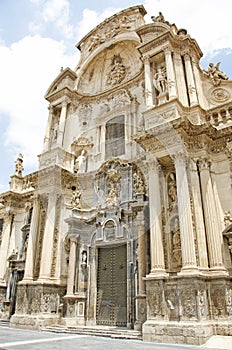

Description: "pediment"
45 68 77 99
76 41 143 95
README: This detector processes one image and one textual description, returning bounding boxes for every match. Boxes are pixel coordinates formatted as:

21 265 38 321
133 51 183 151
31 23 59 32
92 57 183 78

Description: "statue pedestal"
157 92 168 105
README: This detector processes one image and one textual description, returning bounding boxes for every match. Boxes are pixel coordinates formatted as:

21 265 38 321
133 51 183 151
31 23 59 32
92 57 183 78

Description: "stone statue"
133 171 144 193
168 173 177 204
71 187 82 208
74 149 87 174
151 12 165 23
14 153 24 177
203 62 228 86
107 55 126 86
153 67 167 94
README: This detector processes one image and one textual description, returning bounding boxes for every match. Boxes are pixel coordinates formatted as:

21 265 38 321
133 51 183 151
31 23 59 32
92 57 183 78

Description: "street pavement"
0 326 232 350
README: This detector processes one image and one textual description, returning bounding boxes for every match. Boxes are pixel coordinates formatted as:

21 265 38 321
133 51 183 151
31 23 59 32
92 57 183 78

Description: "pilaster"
198 158 228 275
146 159 168 278
173 152 198 274
164 49 177 100
23 196 41 281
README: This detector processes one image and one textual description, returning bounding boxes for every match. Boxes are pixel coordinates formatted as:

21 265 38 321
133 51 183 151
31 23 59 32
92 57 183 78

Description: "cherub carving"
203 62 228 86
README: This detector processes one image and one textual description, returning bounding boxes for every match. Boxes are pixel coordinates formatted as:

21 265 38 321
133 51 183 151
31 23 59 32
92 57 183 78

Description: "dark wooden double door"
96 245 127 326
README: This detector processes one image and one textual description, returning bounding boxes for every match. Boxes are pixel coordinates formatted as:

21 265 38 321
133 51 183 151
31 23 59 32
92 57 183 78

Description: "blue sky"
0 0 232 192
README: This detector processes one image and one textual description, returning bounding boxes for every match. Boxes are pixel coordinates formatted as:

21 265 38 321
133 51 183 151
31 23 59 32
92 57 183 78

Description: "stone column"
173 152 198 273
164 49 177 100
0 212 13 284
183 53 198 106
66 235 78 296
189 160 209 271
191 56 208 109
23 197 41 281
173 52 188 106
38 193 57 281
147 159 167 277
43 105 53 152
136 210 146 294
57 100 68 146
101 124 106 161
198 158 227 274
143 57 153 107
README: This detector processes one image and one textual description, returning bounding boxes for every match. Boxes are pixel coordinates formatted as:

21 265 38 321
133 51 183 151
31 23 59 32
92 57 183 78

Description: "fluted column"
198 158 227 274
143 57 153 107
0 212 13 284
164 49 177 100
183 53 198 106
173 152 198 273
23 197 41 281
57 100 67 146
173 52 188 106
38 193 57 281
137 211 146 294
43 105 53 152
101 124 106 161
66 235 78 295
147 159 167 277
189 160 209 271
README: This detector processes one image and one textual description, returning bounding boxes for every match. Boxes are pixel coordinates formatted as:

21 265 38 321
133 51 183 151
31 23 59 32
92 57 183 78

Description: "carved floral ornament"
211 88 230 102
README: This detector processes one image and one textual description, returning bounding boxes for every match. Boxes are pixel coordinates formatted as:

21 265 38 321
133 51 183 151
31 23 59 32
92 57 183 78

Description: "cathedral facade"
1 5 232 345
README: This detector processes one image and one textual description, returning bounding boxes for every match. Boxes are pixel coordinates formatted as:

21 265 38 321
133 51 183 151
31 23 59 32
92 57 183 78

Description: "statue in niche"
71 187 82 209
14 153 24 177
133 171 144 194
172 218 182 267
107 55 126 86
51 123 58 142
74 149 87 174
203 62 228 86
153 67 167 94
105 168 121 207
168 173 177 207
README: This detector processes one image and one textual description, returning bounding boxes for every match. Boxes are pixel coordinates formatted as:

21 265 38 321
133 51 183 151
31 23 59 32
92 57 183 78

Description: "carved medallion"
211 88 230 102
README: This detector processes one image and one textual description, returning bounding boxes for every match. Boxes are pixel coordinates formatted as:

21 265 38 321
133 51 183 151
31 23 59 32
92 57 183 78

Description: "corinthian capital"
172 151 187 166
197 157 211 171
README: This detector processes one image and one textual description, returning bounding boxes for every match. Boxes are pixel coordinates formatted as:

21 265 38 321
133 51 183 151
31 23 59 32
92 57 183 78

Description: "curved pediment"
45 68 77 100
76 40 143 95
76 5 146 56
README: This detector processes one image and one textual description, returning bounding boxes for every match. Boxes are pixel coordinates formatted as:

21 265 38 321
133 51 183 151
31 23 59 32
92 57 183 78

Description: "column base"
209 266 229 277
146 269 169 279
178 266 200 277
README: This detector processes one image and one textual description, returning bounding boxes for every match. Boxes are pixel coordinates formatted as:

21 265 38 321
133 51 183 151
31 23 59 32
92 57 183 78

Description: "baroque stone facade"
0 5 232 346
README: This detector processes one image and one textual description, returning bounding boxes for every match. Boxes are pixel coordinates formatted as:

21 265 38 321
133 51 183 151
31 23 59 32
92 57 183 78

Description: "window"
105 115 125 158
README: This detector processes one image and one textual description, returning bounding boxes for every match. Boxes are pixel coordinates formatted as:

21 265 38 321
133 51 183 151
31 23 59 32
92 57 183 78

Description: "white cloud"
143 0 232 55
0 35 76 170
29 0 73 39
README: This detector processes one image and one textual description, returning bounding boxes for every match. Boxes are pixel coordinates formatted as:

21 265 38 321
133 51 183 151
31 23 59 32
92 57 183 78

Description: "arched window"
105 115 125 158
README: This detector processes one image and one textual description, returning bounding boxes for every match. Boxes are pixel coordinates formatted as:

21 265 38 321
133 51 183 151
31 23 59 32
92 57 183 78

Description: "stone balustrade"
206 105 232 128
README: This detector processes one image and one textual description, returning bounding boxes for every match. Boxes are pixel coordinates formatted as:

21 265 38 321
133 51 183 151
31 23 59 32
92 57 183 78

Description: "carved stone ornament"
211 88 230 102
14 153 24 177
203 62 228 86
133 171 144 194
71 136 94 155
106 55 126 86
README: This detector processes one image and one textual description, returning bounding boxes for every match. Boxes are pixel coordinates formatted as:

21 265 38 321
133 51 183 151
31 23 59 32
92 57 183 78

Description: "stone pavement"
0 326 232 350
201 335 232 349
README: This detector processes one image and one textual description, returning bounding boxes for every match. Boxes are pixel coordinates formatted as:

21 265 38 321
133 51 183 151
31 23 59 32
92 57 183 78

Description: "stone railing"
206 105 232 128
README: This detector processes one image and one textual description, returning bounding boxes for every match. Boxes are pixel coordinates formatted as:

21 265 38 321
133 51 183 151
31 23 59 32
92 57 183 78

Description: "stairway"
42 324 142 340
0 319 10 326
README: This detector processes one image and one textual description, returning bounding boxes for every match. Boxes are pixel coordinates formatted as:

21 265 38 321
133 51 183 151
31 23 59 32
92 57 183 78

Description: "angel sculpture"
203 62 228 86
153 67 167 94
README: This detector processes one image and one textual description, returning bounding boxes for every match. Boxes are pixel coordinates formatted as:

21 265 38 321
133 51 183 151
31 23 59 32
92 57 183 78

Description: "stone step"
0 319 10 326
42 325 142 340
